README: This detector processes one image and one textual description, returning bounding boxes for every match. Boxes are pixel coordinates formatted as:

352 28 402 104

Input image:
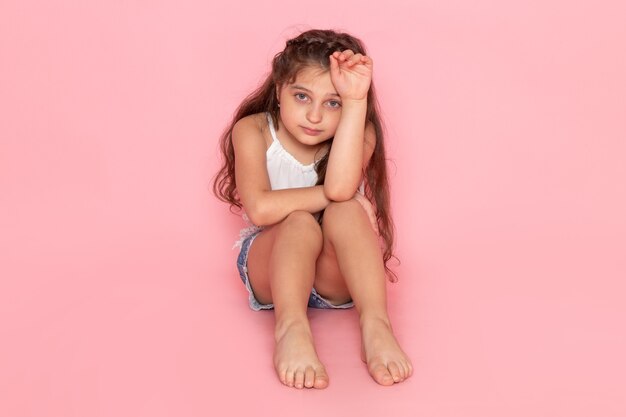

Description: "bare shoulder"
232 113 272 207
232 112 272 174
232 113 267 144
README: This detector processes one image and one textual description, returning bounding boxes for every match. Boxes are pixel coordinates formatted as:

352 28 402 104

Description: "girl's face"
277 66 342 147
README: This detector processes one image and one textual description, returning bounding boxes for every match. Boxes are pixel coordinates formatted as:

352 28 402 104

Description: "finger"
348 53 364 66
329 54 340 76
339 49 355 61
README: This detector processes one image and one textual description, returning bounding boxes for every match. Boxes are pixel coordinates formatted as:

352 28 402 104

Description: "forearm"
324 100 367 201
244 185 330 226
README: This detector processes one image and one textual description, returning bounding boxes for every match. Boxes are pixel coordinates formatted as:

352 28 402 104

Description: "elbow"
245 205 268 227
324 183 356 202
244 198 272 227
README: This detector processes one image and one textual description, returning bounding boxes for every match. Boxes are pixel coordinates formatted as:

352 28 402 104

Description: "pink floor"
2 220 625 416
2 1 626 416
0 218 626 417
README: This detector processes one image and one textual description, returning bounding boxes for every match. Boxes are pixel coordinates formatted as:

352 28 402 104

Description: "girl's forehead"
294 65 328 79
287 66 336 94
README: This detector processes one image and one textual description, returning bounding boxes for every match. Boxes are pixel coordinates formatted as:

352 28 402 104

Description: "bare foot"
360 317 413 385
273 320 329 389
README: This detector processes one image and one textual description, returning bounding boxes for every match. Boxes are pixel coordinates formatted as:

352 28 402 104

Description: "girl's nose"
306 105 322 124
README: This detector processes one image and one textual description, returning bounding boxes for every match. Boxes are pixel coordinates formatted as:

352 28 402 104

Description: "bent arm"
233 116 330 226
324 50 376 201
324 104 376 201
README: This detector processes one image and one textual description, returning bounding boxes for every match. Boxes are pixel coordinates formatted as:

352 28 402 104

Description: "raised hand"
329 49 373 102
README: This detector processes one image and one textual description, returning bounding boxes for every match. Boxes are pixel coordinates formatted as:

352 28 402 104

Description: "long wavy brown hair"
213 29 397 281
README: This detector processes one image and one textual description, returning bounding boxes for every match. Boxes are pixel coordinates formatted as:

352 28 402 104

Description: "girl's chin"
296 136 330 147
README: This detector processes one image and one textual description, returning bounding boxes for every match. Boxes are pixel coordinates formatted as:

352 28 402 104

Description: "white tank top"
265 113 319 190
234 113 366 247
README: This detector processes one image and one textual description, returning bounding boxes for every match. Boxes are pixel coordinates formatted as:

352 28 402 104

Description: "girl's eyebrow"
290 85 340 98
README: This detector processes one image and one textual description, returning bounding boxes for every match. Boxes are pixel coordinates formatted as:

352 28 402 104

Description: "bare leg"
316 200 413 385
247 211 329 389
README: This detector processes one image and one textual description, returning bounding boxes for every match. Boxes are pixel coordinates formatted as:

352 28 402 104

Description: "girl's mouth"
301 126 323 136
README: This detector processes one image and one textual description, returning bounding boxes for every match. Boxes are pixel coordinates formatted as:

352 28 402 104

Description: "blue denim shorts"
236 230 354 311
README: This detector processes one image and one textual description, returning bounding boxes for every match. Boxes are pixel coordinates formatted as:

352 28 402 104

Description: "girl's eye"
295 93 308 101
327 100 342 108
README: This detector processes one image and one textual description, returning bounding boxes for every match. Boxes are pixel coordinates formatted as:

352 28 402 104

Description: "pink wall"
1 1 625 416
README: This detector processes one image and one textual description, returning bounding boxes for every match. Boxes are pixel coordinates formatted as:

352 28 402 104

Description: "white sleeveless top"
265 113 319 189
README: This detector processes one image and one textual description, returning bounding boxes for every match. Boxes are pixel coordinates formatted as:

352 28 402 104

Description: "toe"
371 363 394 386
276 367 287 385
313 366 329 389
388 361 403 383
402 360 413 379
399 361 410 380
304 367 315 388
285 369 295 387
294 370 305 389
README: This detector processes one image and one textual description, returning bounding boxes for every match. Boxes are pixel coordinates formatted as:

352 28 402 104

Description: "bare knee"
280 210 321 230
277 211 323 244
325 199 362 215
322 200 365 230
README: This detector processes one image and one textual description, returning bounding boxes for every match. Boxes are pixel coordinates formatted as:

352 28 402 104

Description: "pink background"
1 0 625 416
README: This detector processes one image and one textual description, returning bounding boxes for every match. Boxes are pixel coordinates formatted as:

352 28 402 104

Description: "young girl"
214 29 412 389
